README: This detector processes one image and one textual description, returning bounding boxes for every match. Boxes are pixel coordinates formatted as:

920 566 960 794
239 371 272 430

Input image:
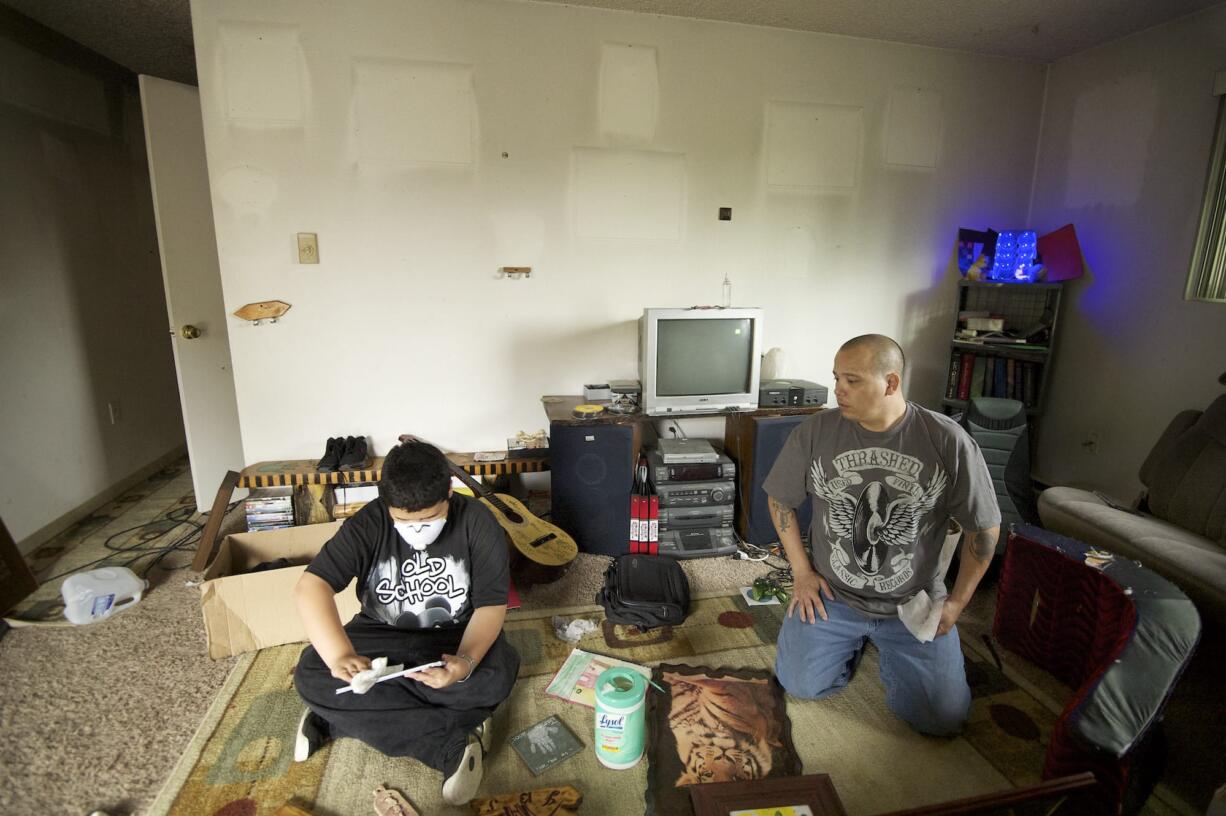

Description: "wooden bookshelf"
941 280 1062 418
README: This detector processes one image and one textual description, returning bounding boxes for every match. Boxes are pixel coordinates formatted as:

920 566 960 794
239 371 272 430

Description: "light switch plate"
297 233 319 264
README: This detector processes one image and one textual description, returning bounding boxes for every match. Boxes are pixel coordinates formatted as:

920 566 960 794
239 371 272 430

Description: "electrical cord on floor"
36 502 230 583
5 500 243 628
733 539 772 562
2 617 75 628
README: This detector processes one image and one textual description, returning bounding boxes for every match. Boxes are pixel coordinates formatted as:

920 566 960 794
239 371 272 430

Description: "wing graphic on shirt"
873 467 948 552
811 459 855 540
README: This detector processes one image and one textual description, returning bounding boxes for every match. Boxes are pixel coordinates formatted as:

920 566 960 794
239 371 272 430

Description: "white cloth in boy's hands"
349 656 390 695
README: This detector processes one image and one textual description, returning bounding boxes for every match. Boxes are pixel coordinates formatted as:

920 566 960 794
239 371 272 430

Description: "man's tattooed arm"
769 496 793 533
966 527 999 563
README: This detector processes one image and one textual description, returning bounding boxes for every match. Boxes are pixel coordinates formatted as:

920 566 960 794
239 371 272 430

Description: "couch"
1037 394 1226 626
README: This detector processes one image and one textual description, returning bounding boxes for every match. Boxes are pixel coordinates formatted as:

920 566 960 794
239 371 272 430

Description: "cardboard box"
200 521 360 659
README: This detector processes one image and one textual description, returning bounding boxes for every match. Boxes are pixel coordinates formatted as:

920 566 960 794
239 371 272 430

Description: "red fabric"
993 531 1139 816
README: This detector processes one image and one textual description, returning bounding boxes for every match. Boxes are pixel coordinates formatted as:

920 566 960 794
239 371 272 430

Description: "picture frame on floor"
688 774 848 816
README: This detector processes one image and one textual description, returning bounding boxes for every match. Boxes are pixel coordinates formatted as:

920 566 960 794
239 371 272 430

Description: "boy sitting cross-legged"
292 440 519 805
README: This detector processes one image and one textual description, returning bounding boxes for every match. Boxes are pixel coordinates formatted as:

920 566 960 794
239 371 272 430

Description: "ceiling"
1 0 1220 86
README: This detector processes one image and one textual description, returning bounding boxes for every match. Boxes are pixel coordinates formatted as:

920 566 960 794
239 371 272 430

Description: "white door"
139 75 244 509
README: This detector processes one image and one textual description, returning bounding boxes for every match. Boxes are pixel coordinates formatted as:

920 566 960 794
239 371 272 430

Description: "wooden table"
192 452 550 570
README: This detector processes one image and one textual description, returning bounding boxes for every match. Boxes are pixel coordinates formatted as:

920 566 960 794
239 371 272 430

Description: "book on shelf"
993 357 1007 398
956 352 975 401
945 351 962 399
970 356 987 398
1006 358 1016 400
1023 362 1037 406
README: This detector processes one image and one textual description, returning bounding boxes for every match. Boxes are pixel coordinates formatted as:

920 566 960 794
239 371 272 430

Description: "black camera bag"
595 554 690 630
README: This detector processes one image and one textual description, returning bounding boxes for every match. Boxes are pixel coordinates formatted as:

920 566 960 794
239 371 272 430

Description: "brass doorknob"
179 325 202 340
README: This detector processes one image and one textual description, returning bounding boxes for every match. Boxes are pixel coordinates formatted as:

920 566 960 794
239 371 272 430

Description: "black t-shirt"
306 493 509 629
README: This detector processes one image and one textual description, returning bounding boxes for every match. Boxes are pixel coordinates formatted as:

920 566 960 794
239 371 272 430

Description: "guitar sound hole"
505 510 524 524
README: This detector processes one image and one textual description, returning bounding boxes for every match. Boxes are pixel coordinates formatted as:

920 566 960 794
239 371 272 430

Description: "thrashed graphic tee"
307 494 509 629
763 403 1000 618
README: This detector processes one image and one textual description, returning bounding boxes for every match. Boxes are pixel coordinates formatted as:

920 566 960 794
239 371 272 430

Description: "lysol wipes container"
594 667 647 769
61 567 147 625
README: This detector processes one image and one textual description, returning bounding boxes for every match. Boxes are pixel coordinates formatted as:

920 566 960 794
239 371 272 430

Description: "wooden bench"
191 452 549 570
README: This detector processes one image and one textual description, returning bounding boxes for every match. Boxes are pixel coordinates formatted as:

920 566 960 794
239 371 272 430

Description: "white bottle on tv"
762 347 785 381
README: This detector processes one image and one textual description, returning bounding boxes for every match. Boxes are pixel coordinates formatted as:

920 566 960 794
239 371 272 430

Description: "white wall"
0 32 185 546
190 0 1044 461
1030 6 1226 500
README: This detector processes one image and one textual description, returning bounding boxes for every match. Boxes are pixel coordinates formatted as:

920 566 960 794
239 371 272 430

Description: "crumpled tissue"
349 656 390 695
896 590 945 643
552 615 598 643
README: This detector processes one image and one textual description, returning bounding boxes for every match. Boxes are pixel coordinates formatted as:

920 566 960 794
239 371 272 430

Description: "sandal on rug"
373 784 419 816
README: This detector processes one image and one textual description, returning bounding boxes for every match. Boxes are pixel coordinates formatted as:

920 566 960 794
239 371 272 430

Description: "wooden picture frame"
689 774 849 816
870 771 1099 816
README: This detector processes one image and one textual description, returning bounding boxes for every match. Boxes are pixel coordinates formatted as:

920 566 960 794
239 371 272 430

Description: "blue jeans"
774 596 971 736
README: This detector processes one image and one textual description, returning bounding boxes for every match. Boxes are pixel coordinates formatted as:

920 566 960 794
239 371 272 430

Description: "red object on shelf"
1037 224 1084 281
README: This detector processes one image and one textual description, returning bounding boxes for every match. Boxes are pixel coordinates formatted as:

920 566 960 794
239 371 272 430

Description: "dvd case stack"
629 455 659 555
245 488 294 532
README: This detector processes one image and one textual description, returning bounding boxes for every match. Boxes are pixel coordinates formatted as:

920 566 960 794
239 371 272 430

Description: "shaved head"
839 334 906 378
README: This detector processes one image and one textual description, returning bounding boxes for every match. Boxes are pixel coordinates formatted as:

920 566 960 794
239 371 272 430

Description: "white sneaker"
440 732 484 805
294 708 329 762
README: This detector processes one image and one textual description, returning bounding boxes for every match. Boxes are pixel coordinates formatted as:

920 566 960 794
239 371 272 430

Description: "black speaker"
549 421 638 556
725 413 814 545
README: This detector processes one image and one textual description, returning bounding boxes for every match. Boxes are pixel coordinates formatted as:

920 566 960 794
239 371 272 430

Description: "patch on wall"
490 210 546 267
217 22 305 125
40 132 79 186
0 37 110 135
765 101 863 192
215 165 279 216
598 43 659 142
570 147 686 240
779 225 818 280
885 86 943 169
1064 73 1157 208
352 59 476 166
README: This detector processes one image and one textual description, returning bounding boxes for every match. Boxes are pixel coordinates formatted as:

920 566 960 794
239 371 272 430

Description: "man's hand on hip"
936 596 968 636
788 569 835 623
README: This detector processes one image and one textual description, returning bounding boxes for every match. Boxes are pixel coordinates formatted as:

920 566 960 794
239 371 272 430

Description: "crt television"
640 307 764 416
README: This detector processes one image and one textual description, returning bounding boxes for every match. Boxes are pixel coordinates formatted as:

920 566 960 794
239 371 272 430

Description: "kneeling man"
766 334 1000 735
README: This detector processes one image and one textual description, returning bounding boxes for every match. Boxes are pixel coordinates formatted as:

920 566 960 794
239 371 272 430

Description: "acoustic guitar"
399 434 578 584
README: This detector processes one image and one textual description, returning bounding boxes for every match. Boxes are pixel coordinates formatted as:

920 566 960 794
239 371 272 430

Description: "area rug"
150 594 1071 816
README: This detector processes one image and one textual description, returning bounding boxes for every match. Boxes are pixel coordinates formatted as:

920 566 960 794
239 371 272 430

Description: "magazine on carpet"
544 647 650 709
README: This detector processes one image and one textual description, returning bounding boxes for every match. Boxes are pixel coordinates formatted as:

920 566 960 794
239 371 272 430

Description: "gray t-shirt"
763 402 1001 618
